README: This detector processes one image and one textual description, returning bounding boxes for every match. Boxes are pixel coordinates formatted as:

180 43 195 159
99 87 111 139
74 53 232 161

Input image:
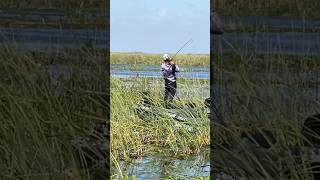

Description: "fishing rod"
170 38 193 61
170 39 193 102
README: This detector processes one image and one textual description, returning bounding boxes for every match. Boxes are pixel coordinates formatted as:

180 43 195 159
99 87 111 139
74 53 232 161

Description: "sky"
110 0 210 54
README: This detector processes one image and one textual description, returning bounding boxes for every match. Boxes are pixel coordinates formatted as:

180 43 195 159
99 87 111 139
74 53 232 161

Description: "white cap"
163 54 171 61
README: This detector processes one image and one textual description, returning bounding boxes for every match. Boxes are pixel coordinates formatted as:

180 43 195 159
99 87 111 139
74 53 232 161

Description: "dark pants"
164 79 177 101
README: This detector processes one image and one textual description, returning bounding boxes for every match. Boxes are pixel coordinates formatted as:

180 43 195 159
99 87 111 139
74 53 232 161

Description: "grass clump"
110 77 210 176
212 50 320 179
0 47 107 179
110 51 210 178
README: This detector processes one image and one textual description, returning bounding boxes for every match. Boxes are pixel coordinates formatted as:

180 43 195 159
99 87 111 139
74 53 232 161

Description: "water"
0 9 106 21
212 16 320 56
1 13 319 56
0 28 108 52
111 70 209 79
223 16 320 30
212 32 320 55
111 64 209 79
111 64 209 72
110 64 210 98
0 9 107 53
112 152 210 179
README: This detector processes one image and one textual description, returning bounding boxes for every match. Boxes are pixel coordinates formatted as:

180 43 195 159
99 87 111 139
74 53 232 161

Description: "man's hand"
170 61 175 65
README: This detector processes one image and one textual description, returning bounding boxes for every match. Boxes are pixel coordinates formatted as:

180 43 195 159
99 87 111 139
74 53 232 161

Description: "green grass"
0 9 107 29
212 49 320 178
0 2 107 29
111 52 210 67
212 0 320 19
224 25 320 33
0 47 107 179
110 51 210 178
212 4 320 176
1 20 105 29
110 77 210 177
0 1 104 10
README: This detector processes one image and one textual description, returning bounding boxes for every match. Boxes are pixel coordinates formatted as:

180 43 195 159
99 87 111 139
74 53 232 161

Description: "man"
161 53 179 102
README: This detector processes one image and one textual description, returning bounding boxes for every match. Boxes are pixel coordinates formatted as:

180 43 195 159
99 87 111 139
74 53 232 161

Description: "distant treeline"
212 0 320 19
0 0 105 10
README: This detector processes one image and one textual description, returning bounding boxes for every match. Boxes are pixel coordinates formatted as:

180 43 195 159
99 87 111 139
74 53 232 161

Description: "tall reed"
111 52 210 67
110 77 210 176
0 47 107 179
212 0 320 19
212 50 320 179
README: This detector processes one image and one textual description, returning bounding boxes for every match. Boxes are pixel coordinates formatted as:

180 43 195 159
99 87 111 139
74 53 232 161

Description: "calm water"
212 16 320 55
223 16 320 30
112 152 210 180
212 32 320 55
111 64 209 79
0 28 108 52
0 9 106 21
110 64 210 99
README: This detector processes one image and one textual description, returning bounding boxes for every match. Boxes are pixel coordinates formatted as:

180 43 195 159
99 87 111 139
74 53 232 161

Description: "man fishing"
161 53 179 102
161 39 192 103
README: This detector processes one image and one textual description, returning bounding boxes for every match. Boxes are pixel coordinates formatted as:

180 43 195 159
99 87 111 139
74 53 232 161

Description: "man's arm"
175 65 180 72
170 61 179 72
161 64 167 76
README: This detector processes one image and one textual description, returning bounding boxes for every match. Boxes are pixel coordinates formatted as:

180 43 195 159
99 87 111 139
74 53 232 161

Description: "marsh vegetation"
212 9 320 178
212 0 320 19
0 47 107 179
111 52 209 67
110 53 210 179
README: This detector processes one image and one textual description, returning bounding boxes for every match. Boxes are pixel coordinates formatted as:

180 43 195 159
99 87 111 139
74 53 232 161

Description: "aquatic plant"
110 76 210 177
110 51 210 178
111 52 209 67
111 78 209 155
0 47 107 179
212 42 320 179
0 0 104 10
212 0 320 19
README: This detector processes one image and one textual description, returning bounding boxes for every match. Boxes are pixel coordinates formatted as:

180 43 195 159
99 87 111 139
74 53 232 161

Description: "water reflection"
111 65 209 79
112 152 210 179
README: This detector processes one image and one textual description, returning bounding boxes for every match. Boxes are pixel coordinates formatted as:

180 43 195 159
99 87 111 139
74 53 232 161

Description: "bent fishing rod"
170 38 193 61
170 38 193 101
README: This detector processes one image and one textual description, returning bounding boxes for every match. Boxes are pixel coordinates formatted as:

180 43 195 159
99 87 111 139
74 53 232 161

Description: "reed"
0 47 107 179
212 0 320 19
212 48 320 178
110 77 210 176
111 52 210 67
0 0 103 10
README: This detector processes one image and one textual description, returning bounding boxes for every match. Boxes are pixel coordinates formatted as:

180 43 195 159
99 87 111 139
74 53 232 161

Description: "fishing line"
171 38 193 61
172 39 193 101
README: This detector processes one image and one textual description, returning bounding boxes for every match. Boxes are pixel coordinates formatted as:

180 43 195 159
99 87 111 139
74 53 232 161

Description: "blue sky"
111 0 209 54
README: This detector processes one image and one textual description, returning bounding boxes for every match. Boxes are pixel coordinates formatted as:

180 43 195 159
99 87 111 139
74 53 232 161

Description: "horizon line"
110 51 210 55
